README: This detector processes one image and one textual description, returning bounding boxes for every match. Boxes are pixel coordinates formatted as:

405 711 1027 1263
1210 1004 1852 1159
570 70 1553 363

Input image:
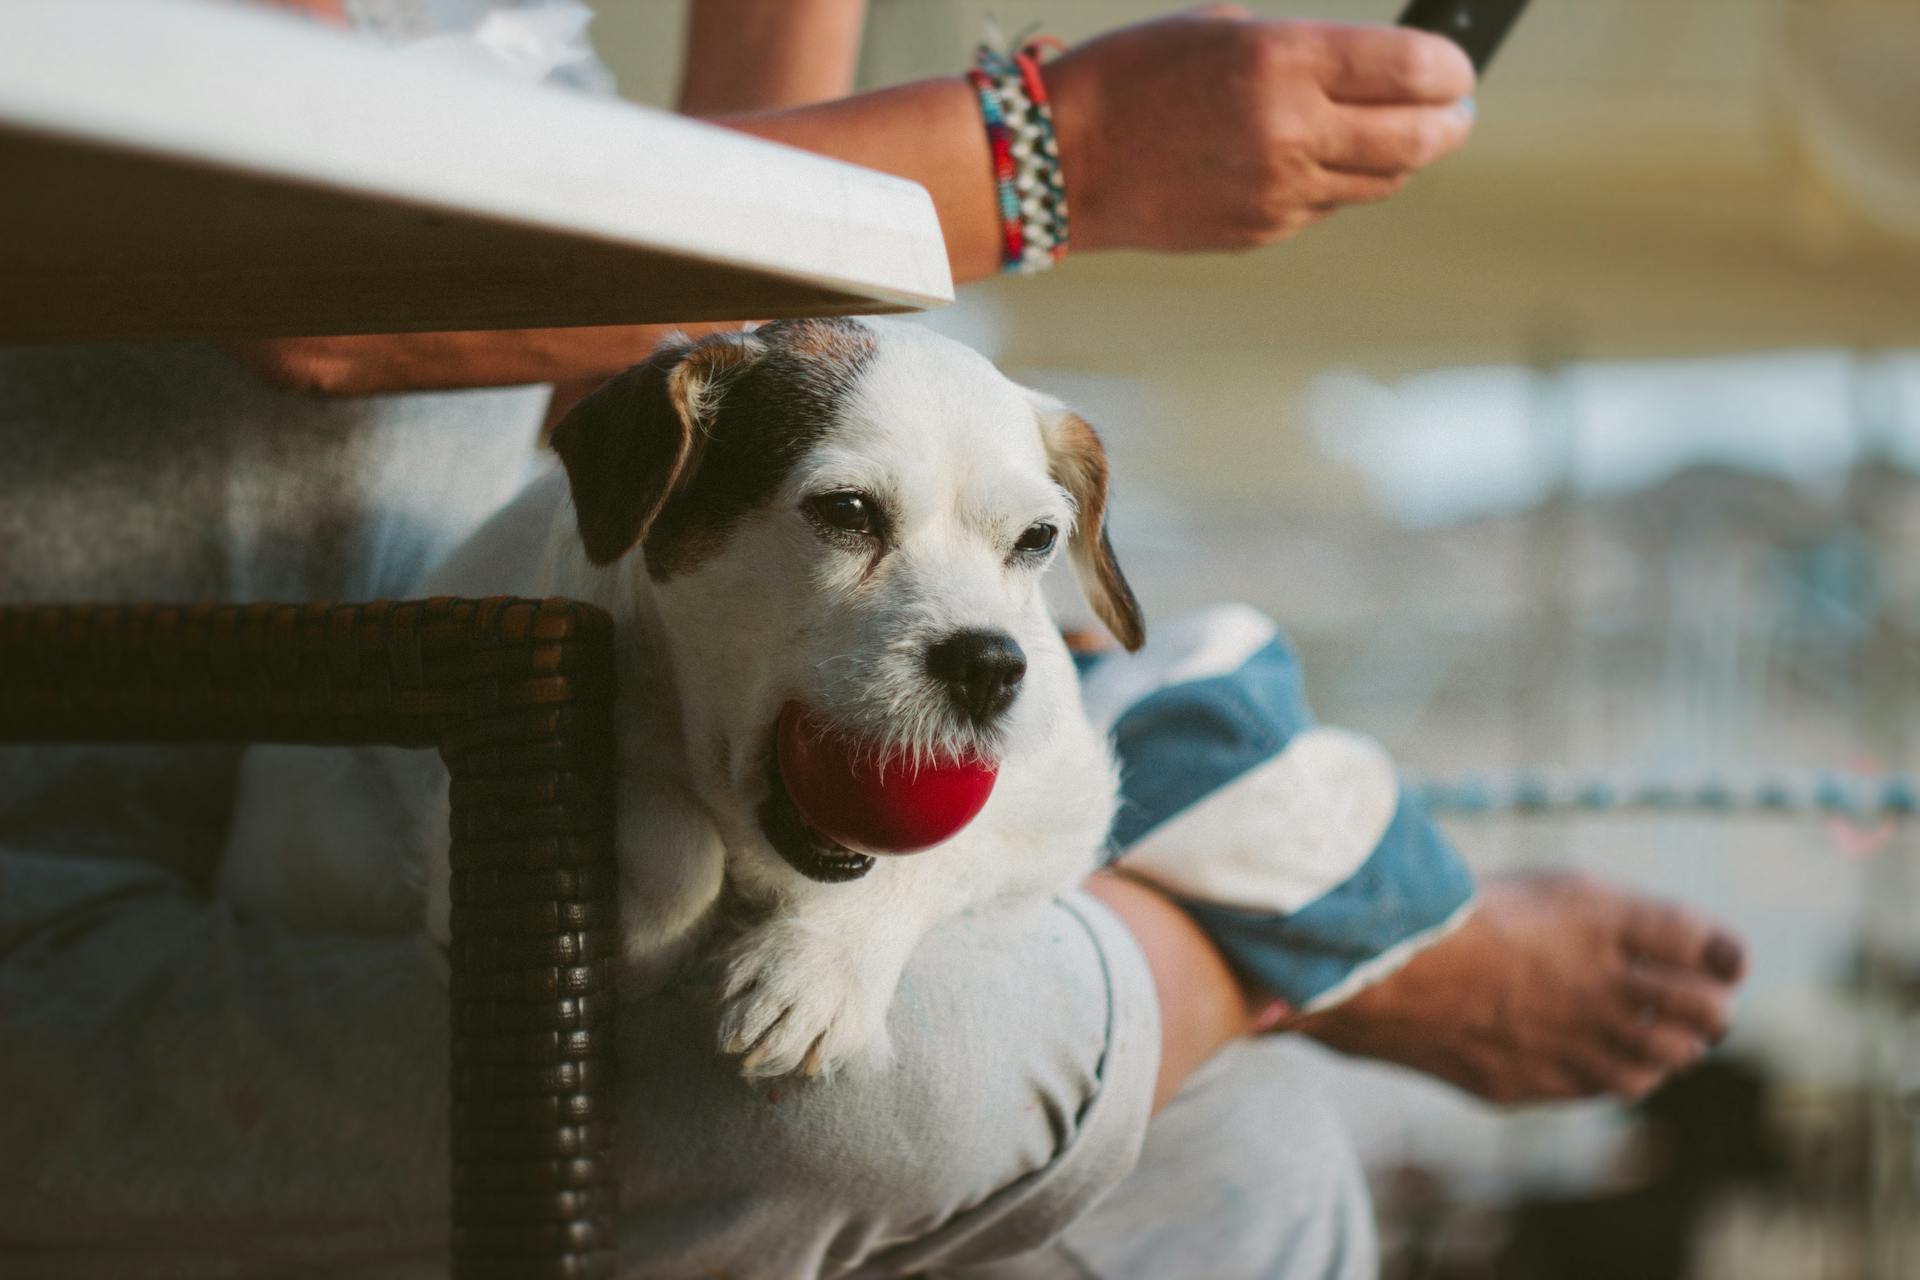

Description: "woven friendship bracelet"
968 38 1069 274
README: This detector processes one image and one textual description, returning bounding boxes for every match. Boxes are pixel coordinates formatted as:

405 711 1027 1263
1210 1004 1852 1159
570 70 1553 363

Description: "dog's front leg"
712 866 948 1080
426 773 725 991
614 779 728 988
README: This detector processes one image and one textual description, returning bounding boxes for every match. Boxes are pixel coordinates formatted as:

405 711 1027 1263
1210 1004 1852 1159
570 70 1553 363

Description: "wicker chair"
0 597 621 1279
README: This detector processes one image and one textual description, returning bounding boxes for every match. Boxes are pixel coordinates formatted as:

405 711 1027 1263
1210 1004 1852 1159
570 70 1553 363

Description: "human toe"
1597 1058 1670 1102
1619 896 1748 985
1703 929 1748 982
1621 966 1735 1044
1607 1017 1708 1078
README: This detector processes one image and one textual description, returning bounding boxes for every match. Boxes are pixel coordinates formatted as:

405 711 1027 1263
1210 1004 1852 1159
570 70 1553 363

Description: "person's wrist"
1086 871 1286 1036
1033 46 1112 255
965 39 1073 272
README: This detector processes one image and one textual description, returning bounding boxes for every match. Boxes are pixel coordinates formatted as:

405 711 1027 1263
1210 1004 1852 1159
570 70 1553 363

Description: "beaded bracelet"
966 37 1069 274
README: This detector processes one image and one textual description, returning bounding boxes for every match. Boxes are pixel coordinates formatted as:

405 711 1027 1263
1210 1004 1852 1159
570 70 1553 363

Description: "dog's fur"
220 317 1143 1079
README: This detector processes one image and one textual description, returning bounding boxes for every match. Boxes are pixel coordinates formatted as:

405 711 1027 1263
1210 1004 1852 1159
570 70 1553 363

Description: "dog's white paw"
713 922 897 1080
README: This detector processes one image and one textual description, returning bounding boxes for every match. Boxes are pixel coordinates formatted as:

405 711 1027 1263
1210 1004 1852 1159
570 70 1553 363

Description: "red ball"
775 703 998 855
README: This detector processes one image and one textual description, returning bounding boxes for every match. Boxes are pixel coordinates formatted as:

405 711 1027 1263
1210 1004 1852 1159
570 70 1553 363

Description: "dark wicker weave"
0 597 621 1279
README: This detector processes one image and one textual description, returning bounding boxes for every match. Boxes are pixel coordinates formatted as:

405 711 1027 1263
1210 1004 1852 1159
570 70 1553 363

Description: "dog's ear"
549 331 764 565
1032 394 1146 651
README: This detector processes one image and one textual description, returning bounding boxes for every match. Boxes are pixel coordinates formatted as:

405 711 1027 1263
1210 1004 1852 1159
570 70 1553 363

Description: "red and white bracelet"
966 37 1070 275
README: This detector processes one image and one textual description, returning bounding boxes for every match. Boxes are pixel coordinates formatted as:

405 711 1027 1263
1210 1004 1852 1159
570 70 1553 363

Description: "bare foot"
1291 872 1748 1103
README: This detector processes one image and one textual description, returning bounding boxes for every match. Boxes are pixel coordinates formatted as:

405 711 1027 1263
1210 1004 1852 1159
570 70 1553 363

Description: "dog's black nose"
926 630 1027 724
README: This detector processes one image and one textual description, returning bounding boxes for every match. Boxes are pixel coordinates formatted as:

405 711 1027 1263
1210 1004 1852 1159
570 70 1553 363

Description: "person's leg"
1074 604 1747 1106
0 846 1170 1279
948 1036 1377 1280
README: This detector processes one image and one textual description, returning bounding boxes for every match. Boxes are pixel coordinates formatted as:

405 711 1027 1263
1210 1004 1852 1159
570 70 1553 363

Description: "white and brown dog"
221 317 1144 1079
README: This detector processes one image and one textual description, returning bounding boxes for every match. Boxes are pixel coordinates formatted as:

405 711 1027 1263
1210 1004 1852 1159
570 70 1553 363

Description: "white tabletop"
0 0 953 343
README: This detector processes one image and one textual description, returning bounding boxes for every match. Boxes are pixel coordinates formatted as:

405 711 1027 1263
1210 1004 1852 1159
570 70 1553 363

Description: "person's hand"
1044 5 1476 253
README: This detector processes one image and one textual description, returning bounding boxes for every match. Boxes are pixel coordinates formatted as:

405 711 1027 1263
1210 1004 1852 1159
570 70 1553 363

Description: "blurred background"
582 2 1920 1276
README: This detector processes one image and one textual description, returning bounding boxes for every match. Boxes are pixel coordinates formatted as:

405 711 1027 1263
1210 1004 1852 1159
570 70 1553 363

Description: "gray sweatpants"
0 848 1372 1279
969 1040 1379 1280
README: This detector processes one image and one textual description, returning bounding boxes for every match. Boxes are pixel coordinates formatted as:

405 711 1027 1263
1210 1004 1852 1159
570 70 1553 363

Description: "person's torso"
0 342 547 879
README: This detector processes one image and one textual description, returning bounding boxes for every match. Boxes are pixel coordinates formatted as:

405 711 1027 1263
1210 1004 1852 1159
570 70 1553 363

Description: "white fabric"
1076 603 1279 730
1120 726 1402 917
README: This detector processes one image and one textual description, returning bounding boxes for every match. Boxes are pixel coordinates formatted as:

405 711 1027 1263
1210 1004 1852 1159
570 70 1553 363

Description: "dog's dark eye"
808 491 876 535
1014 523 1058 555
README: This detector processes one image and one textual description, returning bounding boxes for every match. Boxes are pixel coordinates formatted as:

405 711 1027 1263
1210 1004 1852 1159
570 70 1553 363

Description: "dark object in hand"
1398 0 1532 73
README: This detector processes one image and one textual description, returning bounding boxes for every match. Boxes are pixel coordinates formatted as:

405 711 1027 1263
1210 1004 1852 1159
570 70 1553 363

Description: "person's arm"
677 0 865 114
721 10 1476 281
1085 870 1282 1113
229 0 868 395
235 5 1474 396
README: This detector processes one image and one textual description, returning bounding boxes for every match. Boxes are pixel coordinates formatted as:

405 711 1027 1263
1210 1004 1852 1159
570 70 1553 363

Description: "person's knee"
1167 1038 1376 1278
1048 1037 1377 1280
616 895 1160 1273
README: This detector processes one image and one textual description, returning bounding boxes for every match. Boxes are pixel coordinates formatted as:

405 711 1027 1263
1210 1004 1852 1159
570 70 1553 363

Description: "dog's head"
550 317 1142 882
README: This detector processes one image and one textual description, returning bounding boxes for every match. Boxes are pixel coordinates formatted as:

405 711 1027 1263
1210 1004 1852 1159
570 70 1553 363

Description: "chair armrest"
0 597 621 1279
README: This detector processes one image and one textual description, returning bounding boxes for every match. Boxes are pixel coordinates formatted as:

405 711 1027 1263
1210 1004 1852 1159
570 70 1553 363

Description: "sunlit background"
582 2 1920 1276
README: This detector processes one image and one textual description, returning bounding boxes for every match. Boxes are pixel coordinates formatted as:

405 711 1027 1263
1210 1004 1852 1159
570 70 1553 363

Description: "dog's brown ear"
549 331 763 565
1033 395 1146 651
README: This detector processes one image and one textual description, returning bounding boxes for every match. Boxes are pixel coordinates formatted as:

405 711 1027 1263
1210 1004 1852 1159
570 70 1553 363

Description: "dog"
220 317 1144 1079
